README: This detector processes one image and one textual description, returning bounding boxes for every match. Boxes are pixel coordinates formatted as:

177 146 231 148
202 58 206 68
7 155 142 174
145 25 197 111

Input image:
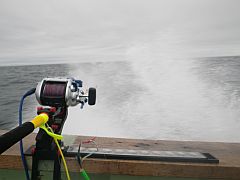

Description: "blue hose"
19 88 36 180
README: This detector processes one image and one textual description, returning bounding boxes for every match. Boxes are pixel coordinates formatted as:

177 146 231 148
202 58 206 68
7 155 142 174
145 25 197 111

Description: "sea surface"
1 56 240 142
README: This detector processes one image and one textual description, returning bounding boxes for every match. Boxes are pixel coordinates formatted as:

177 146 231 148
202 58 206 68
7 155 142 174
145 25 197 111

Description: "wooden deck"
1 130 240 179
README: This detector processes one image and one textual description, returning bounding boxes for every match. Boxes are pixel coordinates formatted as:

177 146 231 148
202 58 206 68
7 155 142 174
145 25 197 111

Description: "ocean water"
1 56 240 142
0 64 71 129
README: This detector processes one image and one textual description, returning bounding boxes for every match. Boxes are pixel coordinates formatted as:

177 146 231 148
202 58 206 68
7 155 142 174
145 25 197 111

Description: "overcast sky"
0 0 240 65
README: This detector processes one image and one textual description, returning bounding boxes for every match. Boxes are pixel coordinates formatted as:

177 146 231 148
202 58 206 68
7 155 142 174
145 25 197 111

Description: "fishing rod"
0 113 48 154
0 77 96 180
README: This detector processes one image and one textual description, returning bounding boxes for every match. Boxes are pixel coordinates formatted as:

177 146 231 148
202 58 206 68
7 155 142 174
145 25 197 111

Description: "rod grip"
0 122 34 154
0 113 48 154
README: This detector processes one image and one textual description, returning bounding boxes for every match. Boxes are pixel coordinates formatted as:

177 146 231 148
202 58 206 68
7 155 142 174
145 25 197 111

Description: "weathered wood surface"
1 130 240 179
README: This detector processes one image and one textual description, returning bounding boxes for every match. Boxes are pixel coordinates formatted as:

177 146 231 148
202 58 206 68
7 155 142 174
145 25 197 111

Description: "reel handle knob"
88 88 96 105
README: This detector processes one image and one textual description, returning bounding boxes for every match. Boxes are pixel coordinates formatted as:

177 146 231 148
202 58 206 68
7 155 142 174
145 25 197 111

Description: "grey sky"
0 0 240 65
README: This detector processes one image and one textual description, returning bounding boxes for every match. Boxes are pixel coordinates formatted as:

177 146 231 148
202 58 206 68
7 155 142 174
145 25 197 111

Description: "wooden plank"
0 130 240 179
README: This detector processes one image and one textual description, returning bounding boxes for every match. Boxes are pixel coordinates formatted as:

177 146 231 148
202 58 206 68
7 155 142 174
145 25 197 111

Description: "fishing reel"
32 77 96 179
35 77 96 108
34 77 96 140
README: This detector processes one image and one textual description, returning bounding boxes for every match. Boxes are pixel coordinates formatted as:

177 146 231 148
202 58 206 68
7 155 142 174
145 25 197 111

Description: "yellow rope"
53 137 71 180
43 124 71 180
